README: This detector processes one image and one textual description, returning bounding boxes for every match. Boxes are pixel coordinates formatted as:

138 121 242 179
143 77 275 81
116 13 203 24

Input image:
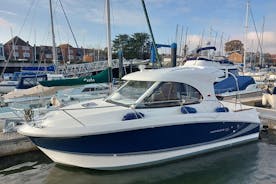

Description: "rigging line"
249 6 263 65
58 0 79 48
1 0 36 79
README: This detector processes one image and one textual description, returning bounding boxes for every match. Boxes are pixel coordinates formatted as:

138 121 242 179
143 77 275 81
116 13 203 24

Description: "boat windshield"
106 80 154 106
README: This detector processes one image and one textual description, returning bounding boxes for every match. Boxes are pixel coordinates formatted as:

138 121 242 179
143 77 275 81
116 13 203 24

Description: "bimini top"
123 66 222 100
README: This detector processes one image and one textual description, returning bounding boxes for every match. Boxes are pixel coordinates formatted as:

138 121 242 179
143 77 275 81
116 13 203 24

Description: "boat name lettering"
210 128 230 134
83 78 95 83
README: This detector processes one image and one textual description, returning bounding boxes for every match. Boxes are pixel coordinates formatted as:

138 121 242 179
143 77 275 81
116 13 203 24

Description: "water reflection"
45 143 259 184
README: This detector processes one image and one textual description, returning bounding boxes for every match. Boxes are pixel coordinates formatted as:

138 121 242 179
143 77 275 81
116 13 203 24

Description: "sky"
0 0 275 54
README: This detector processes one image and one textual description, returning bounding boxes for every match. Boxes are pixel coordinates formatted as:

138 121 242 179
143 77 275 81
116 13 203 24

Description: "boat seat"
122 112 144 121
181 106 197 114
215 107 229 112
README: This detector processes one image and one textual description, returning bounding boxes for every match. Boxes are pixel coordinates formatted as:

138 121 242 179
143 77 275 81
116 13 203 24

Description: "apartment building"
4 36 33 61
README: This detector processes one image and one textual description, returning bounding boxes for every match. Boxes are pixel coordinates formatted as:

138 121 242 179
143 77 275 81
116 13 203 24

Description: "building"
4 36 33 62
271 54 276 65
227 52 243 63
2 35 107 64
58 44 83 63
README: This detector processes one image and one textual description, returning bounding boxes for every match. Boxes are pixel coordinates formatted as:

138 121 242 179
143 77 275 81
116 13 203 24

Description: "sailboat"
37 0 110 87
39 68 109 87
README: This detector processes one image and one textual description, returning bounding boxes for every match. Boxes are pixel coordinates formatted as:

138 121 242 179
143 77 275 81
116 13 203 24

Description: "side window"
141 82 202 108
179 83 203 104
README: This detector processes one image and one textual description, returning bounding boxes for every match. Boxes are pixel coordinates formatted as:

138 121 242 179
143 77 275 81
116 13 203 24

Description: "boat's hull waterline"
29 121 260 170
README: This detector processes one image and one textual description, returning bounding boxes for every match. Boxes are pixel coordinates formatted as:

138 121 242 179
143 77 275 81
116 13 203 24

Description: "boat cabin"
106 67 220 110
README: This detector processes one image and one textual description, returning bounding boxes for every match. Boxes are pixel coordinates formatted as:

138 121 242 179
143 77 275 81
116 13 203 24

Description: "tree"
130 33 151 59
112 32 151 59
225 40 244 54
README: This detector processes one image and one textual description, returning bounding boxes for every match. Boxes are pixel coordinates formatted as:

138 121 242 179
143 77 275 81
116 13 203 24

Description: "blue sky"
0 0 275 53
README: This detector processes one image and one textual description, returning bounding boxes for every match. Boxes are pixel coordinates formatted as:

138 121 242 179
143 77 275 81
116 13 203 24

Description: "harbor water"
0 130 276 184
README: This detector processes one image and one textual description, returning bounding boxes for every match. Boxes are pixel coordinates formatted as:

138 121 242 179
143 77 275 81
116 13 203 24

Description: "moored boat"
183 46 262 99
39 68 109 87
18 66 260 170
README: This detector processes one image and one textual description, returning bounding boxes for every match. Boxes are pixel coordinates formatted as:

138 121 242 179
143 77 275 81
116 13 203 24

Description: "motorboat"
184 47 262 99
18 66 260 170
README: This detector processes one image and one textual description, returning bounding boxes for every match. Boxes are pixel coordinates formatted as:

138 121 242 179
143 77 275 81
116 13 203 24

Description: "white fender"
262 94 268 106
270 95 276 109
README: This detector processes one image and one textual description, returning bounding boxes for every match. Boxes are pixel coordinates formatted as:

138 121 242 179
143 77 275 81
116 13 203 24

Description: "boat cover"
2 85 60 100
214 76 255 94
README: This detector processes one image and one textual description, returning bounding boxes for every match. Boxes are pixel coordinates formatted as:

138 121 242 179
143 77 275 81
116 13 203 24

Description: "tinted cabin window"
141 82 202 108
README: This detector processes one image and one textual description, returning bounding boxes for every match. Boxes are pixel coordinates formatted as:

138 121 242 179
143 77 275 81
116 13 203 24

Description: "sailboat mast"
243 0 249 72
259 16 265 66
106 0 112 84
49 0 57 71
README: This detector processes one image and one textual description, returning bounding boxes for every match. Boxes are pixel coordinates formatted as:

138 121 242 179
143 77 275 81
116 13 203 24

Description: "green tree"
130 32 150 59
112 34 131 58
112 32 151 59
225 40 244 54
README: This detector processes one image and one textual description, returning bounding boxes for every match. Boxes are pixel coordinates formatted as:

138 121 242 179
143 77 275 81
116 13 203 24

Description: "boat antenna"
49 0 57 73
106 0 113 92
141 0 162 68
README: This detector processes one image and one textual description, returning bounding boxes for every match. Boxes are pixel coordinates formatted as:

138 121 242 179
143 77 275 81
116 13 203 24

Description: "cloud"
247 31 276 53
0 10 16 16
0 18 12 27
84 3 145 27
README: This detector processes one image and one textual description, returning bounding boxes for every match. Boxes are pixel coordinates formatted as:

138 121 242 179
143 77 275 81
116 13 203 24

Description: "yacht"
18 66 260 170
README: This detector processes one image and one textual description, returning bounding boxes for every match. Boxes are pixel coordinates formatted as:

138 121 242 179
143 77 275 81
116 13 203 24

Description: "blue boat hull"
30 121 260 155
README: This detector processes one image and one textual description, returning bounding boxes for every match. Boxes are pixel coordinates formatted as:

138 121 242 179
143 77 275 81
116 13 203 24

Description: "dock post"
171 43 177 67
118 50 123 80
